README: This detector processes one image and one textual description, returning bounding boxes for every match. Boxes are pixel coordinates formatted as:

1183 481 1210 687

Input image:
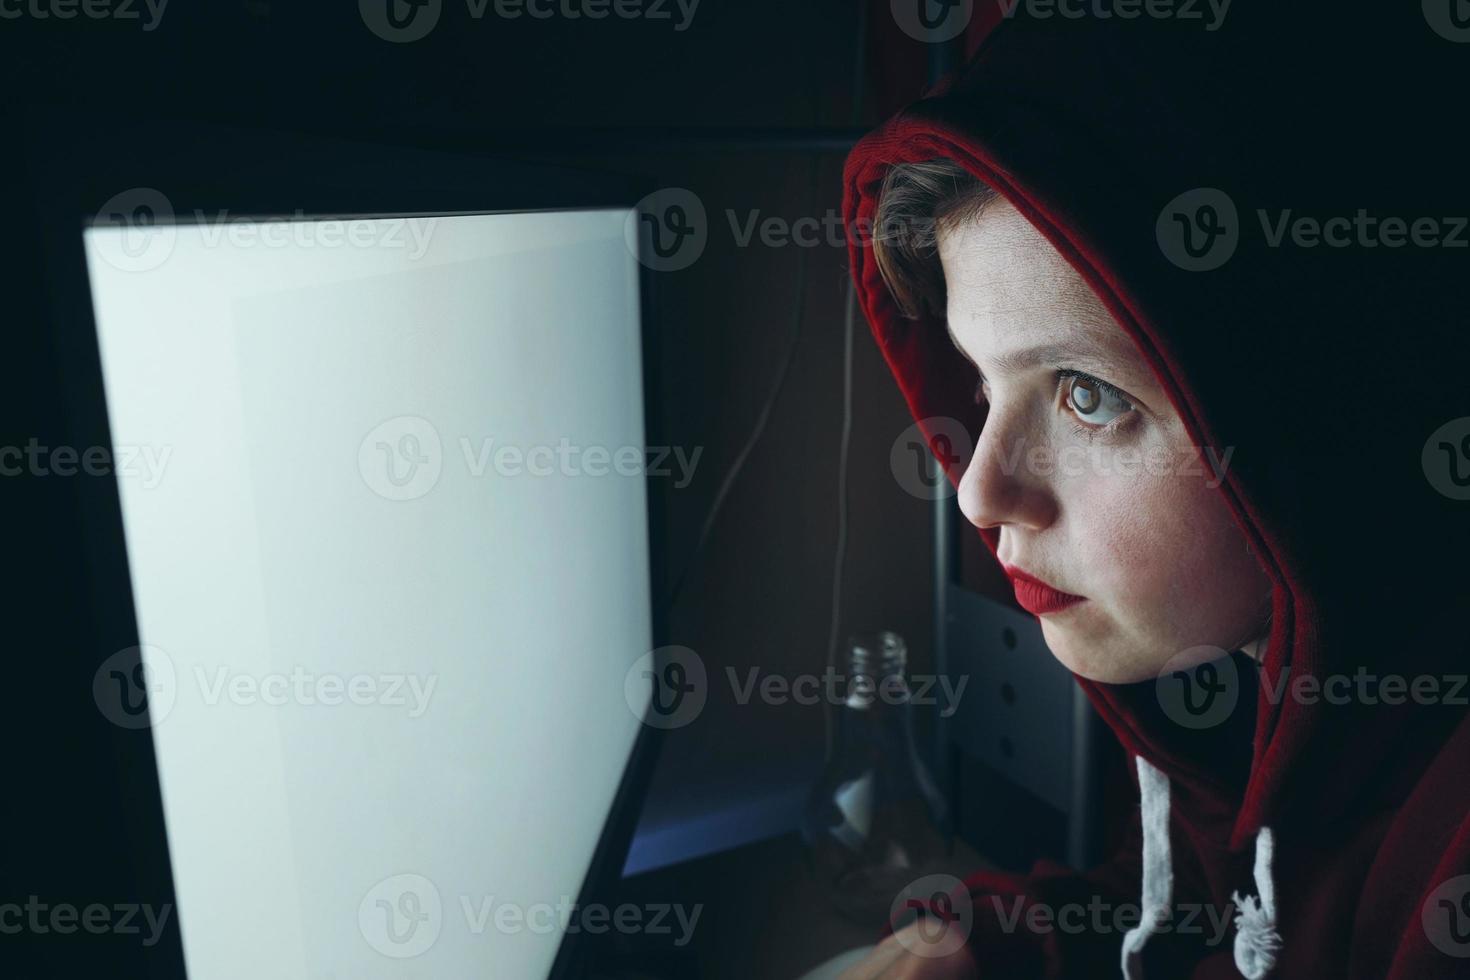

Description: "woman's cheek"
1074 479 1176 612
1059 443 1222 636
1120 472 1262 648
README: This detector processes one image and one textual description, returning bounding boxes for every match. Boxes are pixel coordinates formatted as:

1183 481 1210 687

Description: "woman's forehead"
938 204 1153 386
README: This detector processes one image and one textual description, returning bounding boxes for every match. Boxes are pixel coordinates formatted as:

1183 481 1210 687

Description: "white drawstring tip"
1120 768 1282 979
1231 889 1282 979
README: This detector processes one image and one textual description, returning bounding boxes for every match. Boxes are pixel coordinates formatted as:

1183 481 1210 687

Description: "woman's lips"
1001 564 1087 616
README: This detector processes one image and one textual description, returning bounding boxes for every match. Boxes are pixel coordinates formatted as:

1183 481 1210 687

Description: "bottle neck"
844 630 910 710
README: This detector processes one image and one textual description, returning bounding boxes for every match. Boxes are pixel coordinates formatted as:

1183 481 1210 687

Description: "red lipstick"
1001 563 1087 616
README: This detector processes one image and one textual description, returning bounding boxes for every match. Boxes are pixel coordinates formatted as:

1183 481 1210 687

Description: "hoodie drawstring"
1231 826 1282 978
1118 756 1282 979
1120 756 1173 979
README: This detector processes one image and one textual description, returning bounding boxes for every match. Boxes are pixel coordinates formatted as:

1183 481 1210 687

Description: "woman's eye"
1064 374 1132 426
971 370 1134 431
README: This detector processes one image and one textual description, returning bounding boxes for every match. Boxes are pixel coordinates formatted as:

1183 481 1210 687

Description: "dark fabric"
846 4 1470 977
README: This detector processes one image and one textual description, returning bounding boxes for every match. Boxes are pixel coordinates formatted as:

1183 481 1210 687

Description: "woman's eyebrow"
945 327 1130 383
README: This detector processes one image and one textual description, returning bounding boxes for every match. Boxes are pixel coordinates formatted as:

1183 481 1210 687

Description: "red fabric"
849 5 1470 977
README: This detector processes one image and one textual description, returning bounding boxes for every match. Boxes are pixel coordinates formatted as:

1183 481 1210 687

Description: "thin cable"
822 272 858 764
665 159 820 611
665 7 868 774
821 0 868 765
666 5 865 614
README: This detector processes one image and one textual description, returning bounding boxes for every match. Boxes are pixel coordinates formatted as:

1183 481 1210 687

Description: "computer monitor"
24 115 666 980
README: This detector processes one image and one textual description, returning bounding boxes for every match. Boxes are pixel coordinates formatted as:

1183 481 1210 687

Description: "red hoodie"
844 6 1470 978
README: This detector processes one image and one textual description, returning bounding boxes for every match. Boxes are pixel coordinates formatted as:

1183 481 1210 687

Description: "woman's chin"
1040 620 1160 685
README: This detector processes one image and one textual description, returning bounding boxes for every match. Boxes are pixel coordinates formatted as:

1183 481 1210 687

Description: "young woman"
835 8 1470 979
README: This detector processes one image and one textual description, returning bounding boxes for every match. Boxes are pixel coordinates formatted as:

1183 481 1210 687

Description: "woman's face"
938 196 1273 684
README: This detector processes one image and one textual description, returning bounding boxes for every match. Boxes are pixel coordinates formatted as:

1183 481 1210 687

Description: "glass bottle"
800 630 953 927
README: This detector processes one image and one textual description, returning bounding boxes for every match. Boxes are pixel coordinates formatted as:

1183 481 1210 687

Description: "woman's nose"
957 413 1057 532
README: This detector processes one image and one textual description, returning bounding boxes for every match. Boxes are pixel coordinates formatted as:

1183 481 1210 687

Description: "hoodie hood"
846 6 1470 976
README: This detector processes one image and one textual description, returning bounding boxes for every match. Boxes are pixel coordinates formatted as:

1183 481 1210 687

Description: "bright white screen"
83 209 652 979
